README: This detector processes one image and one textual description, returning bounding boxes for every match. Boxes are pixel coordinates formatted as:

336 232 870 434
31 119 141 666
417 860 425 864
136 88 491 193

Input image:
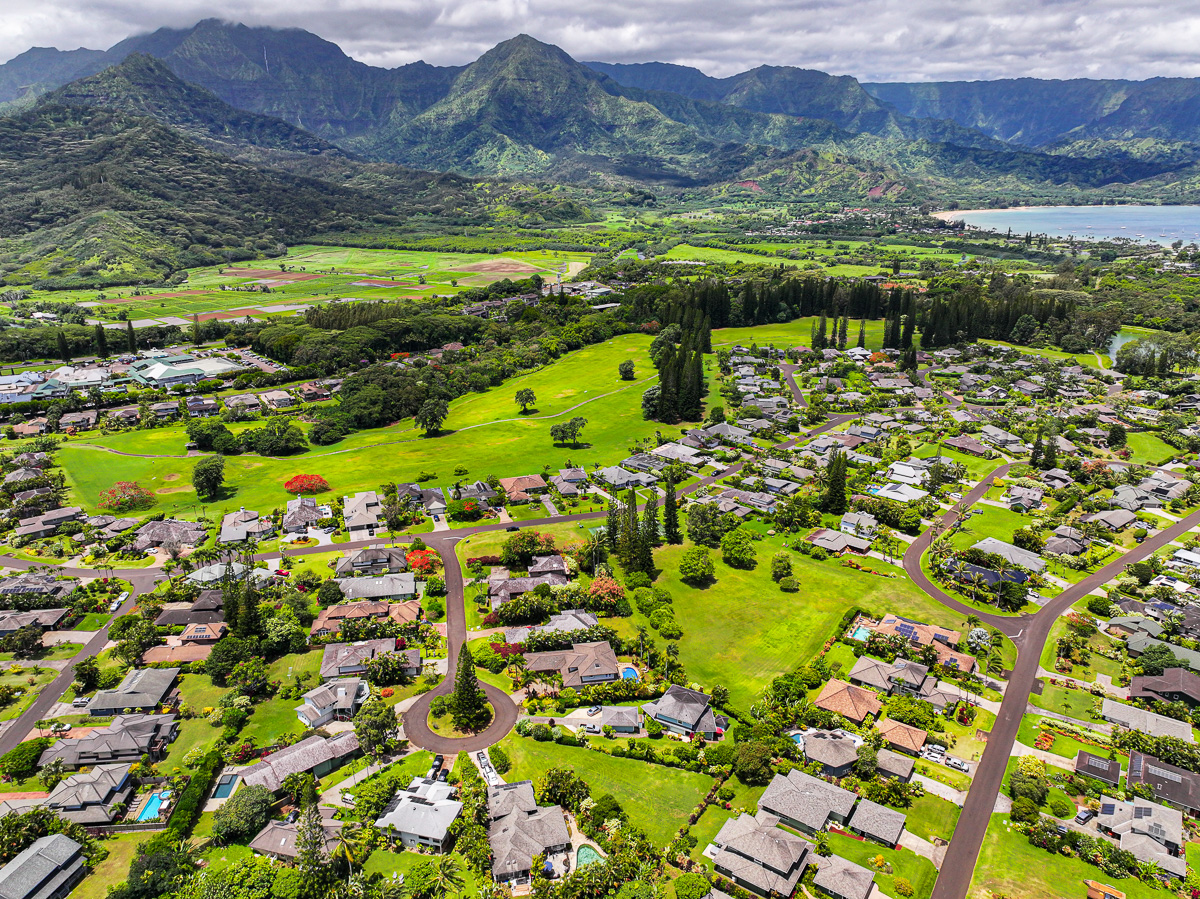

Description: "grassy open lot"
947 504 1034 550
826 830 938 899
911 443 1000 485
160 718 217 774
643 532 972 710
1037 614 1125 683
713 317 893 351
941 708 996 763
498 733 713 847
900 792 961 844
71 832 155 899
1125 431 1178 466
968 813 1170 899
0 667 58 721
177 673 227 712
688 777 767 865
58 334 677 517
1029 682 1100 721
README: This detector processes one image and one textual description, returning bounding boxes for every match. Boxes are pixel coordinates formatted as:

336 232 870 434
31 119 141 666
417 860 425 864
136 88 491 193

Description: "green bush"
490 745 511 775
0 738 50 780
894 877 914 897
1010 796 1040 824
673 873 712 899
1086 596 1114 617
1049 796 1074 819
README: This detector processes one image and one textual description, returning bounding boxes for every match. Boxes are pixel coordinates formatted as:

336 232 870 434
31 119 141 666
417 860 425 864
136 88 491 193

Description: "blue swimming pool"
621 666 639 681
790 734 804 745
213 775 238 799
137 791 171 822
577 845 602 867
850 626 873 642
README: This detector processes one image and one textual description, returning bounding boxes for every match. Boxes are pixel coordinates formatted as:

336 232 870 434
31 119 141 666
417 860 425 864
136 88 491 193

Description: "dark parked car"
505 526 520 532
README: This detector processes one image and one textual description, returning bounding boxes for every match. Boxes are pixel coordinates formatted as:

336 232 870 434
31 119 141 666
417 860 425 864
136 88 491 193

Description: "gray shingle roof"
813 854 875 899
759 769 855 831
848 798 906 845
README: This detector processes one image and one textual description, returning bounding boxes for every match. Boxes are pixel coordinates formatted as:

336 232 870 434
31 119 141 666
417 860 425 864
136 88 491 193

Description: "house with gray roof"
972 537 1046 572
794 729 860 777
642 684 727 740
333 573 416 602
320 640 416 679
87 668 178 717
239 732 359 794
848 798 906 847
0 835 84 899
44 764 133 825
39 715 177 768
283 496 322 533
1096 795 1186 878
759 769 856 834
343 491 383 535
712 811 811 898
487 780 571 884
375 777 463 852
813 855 875 899
0 608 68 638
295 678 367 727
504 609 597 645
876 748 915 782
1101 698 1195 742
335 546 408 577
218 509 275 544
250 806 342 861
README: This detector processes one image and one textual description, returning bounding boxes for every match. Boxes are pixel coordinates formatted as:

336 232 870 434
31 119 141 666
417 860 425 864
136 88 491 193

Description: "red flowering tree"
98 482 156 512
586 574 625 611
284 474 329 494
407 548 442 575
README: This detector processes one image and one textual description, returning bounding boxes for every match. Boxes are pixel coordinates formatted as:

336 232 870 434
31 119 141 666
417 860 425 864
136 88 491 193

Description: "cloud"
2 0 1199 82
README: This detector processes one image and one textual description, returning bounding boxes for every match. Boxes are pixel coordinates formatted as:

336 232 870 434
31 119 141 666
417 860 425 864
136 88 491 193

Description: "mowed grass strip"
498 734 713 847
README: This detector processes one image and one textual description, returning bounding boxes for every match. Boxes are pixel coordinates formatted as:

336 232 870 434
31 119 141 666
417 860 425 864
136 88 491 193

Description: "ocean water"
943 205 1200 246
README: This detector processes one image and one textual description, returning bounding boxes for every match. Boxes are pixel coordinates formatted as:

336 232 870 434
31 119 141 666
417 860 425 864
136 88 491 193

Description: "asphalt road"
929 506 1200 899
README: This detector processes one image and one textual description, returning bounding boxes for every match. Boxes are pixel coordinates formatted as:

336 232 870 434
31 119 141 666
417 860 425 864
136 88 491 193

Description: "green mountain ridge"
38 54 348 161
864 77 1200 151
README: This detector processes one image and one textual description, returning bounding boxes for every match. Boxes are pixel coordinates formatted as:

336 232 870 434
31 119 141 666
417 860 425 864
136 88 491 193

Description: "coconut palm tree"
428 855 464 899
331 824 370 882
664 643 679 678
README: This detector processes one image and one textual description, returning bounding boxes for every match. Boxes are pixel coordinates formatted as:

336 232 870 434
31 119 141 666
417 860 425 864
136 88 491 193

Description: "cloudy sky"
4 0 1200 81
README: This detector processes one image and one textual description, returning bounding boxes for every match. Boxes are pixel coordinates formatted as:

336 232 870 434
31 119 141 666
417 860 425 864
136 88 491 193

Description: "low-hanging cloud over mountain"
4 0 1200 81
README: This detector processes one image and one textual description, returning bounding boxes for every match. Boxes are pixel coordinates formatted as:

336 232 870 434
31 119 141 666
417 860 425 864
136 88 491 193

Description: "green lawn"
70 832 155 899
968 813 1171 899
947 504 1034 550
1125 431 1178 466
499 733 713 847
268 648 323 683
160 718 220 774
826 830 938 899
900 793 961 844
242 697 306 746
713 317 893 351
176 673 227 713
1016 715 1119 762
645 533 971 709
59 334 680 517
74 613 112 630
1038 614 1126 683
362 849 482 897
1029 683 1100 722
941 708 997 763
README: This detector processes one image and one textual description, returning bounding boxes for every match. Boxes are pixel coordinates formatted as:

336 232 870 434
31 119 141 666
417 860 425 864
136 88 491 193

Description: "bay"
936 205 1200 246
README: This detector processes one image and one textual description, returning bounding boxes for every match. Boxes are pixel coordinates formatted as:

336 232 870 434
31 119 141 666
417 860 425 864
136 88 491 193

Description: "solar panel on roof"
1147 764 1183 783
896 623 918 640
1087 756 1110 770
1100 803 1116 815
1134 806 1150 818
1130 755 1143 777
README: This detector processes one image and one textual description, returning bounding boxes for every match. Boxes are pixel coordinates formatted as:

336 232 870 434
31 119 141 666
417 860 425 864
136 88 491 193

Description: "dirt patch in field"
451 258 543 274
195 311 248 322
155 485 193 495
161 473 180 482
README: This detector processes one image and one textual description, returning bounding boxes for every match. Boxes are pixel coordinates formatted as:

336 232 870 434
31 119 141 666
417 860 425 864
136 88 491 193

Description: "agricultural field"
17 245 592 324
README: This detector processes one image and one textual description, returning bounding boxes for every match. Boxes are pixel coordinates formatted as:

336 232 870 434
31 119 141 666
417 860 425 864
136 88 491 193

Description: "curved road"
0 364 1175 899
